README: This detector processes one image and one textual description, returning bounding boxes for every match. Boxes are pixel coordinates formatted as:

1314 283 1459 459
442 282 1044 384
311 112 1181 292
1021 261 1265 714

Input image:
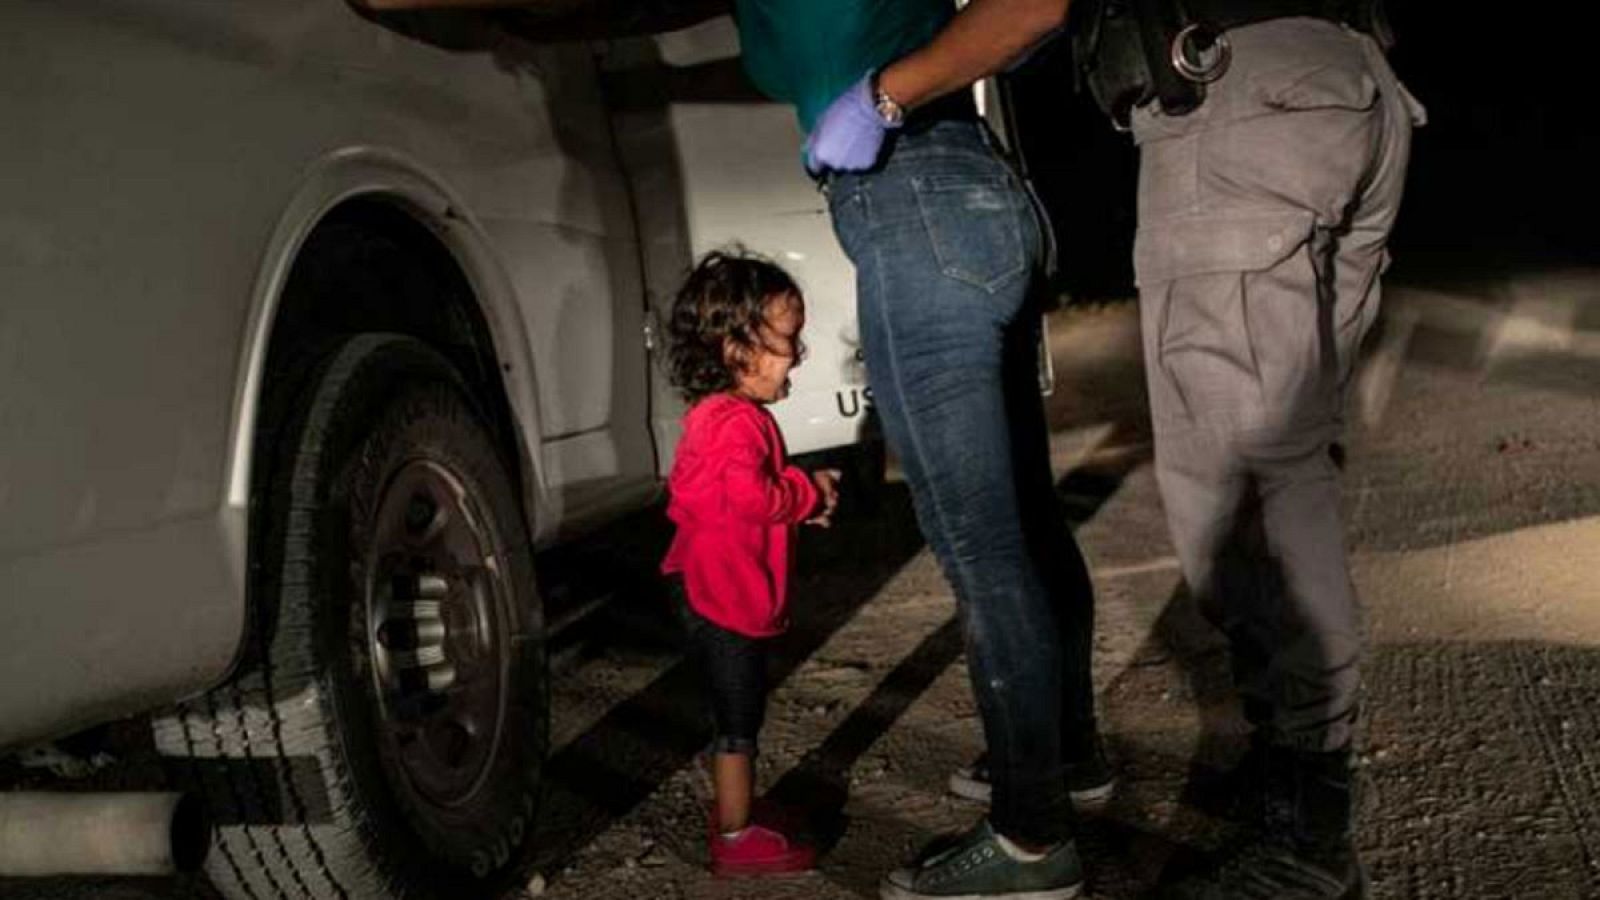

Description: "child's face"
730 291 805 404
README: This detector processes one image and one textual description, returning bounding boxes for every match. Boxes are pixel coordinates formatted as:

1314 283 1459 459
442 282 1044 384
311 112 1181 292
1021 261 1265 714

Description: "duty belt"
1181 0 1372 34
1168 0 1391 85
1074 0 1390 128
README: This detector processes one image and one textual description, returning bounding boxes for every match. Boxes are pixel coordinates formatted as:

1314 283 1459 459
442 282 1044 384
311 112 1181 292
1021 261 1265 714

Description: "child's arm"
717 416 821 525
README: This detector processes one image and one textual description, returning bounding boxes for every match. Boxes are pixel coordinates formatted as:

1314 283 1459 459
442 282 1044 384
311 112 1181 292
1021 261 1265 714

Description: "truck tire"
153 333 545 900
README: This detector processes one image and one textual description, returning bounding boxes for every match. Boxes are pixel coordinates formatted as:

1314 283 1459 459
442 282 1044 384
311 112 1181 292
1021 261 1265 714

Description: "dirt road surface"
6 263 1599 899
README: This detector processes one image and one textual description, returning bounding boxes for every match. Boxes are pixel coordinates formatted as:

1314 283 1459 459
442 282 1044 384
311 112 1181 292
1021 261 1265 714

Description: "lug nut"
424 663 457 692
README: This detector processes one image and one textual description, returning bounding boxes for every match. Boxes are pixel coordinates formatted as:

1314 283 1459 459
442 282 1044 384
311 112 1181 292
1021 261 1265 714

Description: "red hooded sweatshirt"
661 393 819 637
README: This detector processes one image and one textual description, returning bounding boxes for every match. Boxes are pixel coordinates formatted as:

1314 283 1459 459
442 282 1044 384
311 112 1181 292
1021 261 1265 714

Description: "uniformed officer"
1073 0 1424 895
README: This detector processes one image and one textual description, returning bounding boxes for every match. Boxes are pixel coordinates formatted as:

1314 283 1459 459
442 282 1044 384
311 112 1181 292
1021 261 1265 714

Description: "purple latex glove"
803 75 894 175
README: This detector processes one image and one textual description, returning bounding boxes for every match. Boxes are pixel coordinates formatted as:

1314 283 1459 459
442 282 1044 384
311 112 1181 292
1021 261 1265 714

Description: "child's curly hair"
667 248 801 402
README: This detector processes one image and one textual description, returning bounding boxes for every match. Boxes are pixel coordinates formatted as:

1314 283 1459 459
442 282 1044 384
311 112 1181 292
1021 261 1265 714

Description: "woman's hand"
804 77 889 174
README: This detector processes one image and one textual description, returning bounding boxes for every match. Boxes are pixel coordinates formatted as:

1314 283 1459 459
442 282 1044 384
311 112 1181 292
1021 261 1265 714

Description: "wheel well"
258 198 524 497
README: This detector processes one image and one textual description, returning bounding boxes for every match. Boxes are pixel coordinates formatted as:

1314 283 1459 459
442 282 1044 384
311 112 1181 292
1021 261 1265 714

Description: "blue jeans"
827 120 1094 845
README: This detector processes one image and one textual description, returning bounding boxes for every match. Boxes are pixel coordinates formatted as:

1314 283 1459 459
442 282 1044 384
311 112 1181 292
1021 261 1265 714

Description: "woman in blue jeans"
734 1 1100 897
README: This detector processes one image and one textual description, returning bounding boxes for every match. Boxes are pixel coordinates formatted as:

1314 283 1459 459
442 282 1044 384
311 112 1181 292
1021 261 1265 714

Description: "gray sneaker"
947 747 1116 811
879 820 1083 900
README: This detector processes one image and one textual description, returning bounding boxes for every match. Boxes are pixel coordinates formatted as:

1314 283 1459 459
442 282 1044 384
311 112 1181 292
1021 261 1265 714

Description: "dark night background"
1004 7 1600 299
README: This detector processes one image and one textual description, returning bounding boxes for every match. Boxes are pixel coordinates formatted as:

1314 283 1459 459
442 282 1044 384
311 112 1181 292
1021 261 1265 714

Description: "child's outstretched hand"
805 468 842 527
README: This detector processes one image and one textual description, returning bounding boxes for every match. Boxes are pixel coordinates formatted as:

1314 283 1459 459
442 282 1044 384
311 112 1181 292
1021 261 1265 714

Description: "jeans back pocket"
912 172 1029 293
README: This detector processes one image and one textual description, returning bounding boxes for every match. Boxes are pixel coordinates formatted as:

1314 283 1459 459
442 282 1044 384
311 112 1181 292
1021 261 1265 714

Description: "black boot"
1161 745 1365 899
1208 728 1270 824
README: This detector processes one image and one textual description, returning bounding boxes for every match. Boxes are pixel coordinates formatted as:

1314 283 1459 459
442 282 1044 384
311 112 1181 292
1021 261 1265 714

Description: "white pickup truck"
0 2 881 896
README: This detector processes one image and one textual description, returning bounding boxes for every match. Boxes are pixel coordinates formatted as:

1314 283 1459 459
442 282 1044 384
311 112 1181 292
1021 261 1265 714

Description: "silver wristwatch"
872 78 905 128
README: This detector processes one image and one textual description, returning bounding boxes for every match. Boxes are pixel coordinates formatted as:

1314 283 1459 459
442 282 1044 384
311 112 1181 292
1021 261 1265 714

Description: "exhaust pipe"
0 792 208 876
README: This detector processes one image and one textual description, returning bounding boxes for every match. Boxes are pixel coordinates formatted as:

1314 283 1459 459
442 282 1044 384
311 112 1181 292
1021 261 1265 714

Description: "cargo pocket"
1255 63 1378 113
1135 211 1313 285
1135 210 1317 428
912 173 1028 293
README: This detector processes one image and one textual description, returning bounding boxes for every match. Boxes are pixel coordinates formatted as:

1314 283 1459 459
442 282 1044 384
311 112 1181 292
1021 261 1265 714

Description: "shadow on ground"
1093 582 1600 898
525 484 930 876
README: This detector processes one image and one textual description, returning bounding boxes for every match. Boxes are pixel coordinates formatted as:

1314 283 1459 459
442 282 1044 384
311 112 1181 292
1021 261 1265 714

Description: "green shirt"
735 0 954 134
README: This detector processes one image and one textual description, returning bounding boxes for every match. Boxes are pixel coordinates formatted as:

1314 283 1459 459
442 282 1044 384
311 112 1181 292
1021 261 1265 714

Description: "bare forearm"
877 0 1071 111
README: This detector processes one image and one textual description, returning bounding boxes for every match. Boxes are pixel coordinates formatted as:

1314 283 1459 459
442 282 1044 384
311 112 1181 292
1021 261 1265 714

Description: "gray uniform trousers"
1130 17 1425 752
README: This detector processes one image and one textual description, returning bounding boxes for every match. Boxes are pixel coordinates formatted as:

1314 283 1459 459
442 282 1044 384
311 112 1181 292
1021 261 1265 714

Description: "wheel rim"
366 458 511 812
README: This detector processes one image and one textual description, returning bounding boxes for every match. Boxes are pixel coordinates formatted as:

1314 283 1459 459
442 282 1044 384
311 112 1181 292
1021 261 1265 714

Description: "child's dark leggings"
671 579 768 757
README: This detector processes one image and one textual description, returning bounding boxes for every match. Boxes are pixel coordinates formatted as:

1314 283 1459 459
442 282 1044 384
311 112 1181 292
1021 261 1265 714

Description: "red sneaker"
709 823 816 877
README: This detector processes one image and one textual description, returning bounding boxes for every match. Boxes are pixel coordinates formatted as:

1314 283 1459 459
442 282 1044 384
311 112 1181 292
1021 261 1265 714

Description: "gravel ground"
6 263 1600 899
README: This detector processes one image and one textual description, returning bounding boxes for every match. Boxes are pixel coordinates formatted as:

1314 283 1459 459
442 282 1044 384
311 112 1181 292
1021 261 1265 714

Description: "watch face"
875 91 904 126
